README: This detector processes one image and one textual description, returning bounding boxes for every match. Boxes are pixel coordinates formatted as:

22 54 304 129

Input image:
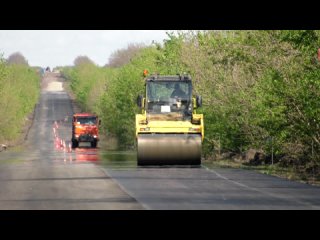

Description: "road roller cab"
71 113 100 148
136 74 204 166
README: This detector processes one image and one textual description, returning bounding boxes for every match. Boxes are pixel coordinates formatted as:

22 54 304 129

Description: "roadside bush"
0 56 40 143
62 30 320 171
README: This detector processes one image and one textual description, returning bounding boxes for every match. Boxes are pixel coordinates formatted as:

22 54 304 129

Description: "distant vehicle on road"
40 68 45 76
71 113 101 148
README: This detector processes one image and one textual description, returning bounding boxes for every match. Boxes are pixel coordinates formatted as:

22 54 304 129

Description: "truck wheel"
91 140 97 148
72 139 79 148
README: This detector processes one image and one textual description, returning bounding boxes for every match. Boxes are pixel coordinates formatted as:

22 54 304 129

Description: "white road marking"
202 165 320 209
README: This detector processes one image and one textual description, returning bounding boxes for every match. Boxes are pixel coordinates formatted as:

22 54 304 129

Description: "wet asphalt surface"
0 73 142 210
1 73 320 209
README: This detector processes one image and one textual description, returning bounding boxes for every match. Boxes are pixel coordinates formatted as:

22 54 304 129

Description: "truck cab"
71 113 100 148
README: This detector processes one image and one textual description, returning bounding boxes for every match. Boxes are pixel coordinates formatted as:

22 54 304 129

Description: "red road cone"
68 143 72 153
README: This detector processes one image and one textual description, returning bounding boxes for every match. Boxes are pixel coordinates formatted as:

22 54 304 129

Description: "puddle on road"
51 122 137 167
74 147 99 162
58 147 101 164
58 148 138 169
99 150 137 169
52 138 137 168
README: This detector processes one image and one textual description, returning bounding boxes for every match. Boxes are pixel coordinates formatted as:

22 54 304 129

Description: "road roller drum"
137 134 201 165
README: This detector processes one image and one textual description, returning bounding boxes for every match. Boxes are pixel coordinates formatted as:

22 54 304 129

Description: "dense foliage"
0 55 40 143
62 30 320 171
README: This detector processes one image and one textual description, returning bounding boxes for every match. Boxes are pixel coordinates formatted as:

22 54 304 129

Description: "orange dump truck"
71 113 100 148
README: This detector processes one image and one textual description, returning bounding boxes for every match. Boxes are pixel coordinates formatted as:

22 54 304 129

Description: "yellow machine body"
136 74 204 166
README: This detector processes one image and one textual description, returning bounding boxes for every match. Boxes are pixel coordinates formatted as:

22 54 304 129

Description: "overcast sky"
0 30 170 68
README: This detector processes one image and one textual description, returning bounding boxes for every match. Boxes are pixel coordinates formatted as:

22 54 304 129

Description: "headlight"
139 127 150 131
189 128 200 132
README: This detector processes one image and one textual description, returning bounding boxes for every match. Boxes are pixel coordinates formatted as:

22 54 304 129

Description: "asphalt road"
1 73 320 210
105 166 320 209
0 73 143 210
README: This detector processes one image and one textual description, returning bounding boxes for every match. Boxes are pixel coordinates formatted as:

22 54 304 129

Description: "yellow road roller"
136 74 204 165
